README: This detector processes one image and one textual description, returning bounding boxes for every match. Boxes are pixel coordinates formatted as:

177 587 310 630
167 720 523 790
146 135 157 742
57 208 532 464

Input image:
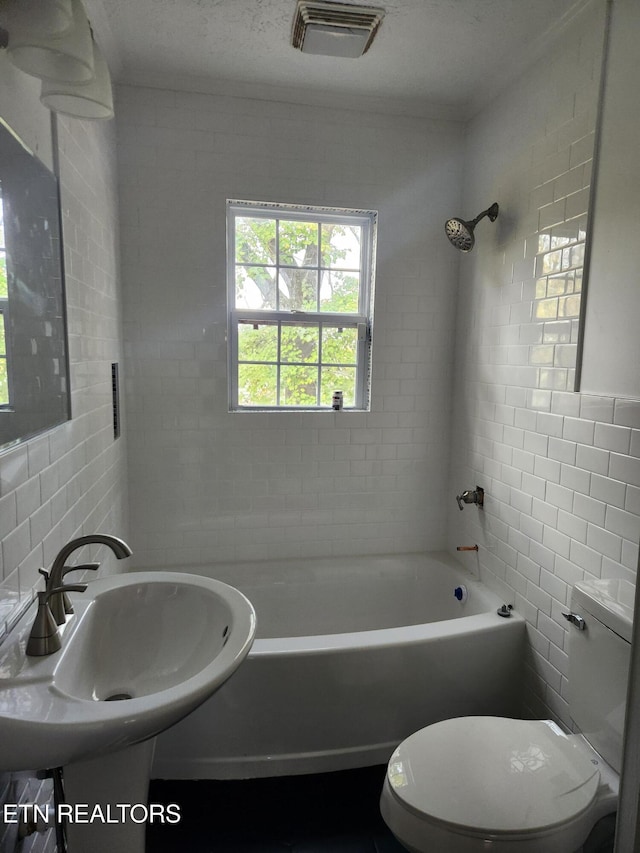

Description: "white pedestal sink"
0 571 256 851
64 739 157 853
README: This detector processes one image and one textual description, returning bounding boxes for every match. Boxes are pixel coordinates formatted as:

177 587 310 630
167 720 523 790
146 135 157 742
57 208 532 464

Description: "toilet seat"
387 716 600 835
381 716 612 852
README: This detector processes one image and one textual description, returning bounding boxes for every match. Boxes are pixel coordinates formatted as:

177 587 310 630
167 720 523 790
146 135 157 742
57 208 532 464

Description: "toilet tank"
567 578 634 773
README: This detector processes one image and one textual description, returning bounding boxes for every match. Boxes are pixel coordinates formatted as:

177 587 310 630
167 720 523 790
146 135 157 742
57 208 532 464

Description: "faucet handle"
58 563 100 617
46 583 87 598
49 571 93 626
60 562 100 579
456 491 474 510
26 584 87 657
456 487 484 511
39 583 88 604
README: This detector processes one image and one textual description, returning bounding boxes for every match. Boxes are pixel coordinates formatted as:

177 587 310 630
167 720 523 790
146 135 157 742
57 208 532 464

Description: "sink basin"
0 572 256 771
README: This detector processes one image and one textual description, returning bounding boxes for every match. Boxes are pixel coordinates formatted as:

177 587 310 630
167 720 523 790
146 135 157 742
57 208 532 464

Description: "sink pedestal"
64 739 156 853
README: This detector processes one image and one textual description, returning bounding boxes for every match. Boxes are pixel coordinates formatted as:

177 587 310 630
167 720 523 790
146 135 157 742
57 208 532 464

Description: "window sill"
229 407 368 413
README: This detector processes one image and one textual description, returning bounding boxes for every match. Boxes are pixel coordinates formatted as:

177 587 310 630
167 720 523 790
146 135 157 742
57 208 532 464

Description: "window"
227 200 376 410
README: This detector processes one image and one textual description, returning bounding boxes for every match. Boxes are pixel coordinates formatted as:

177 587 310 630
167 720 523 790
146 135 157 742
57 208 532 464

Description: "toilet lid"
387 717 601 835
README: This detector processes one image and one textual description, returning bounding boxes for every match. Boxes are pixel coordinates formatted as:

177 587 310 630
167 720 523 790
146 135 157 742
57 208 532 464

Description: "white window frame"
0 302 10 409
227 200 376 411
0 200 10 409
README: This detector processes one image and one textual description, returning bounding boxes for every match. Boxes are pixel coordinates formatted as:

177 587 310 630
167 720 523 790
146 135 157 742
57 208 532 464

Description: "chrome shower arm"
470 203 499 227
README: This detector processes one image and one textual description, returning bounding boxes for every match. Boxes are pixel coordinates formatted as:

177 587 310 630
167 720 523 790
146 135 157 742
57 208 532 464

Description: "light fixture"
1 0 73 39
6 0 94 83
40 39 114 120
291 1 385 58
445 203 500 252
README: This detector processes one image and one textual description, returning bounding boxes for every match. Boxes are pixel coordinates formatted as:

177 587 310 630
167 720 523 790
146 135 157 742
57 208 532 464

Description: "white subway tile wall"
0 84 128 853
449 1 640 727
117 87 464 566
0 111 129 635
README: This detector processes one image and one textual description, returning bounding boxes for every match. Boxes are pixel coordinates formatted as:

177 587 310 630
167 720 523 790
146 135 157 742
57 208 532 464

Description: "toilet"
380 578 632 852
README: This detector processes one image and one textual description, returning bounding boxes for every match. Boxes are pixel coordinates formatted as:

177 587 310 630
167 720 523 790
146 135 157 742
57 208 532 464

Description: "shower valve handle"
456 487 484 510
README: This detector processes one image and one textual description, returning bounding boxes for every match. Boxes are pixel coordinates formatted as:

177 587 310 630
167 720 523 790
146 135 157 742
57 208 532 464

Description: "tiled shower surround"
448 0 640 727
117 90 464 565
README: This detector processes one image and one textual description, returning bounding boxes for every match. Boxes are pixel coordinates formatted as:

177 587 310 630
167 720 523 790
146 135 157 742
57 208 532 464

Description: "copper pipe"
456 545 478 552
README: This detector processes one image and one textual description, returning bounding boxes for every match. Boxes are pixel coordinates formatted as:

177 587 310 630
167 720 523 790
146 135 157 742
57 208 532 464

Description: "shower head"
445 203 499 252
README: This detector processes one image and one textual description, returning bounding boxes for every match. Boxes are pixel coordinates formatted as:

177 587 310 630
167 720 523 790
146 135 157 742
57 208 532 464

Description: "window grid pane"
321 222 362 270
234 218 365 316
236 319 360 409
320 366 357 407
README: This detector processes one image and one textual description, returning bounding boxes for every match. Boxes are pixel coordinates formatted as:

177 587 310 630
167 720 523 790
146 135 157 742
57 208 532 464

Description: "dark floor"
146 765 407 853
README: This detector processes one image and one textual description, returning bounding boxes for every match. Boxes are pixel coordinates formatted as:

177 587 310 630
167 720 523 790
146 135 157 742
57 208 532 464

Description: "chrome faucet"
47 535 133 625
26 582 88 656
456 486 484 511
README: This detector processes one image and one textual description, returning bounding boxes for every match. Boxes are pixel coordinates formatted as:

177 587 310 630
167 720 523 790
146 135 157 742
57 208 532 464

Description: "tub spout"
456 487 484 511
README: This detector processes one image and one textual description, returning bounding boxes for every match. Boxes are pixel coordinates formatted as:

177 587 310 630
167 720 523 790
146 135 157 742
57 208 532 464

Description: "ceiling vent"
291 1 385 59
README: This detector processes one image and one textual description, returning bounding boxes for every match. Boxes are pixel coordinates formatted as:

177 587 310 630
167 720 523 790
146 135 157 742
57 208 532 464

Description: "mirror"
0 118 70 450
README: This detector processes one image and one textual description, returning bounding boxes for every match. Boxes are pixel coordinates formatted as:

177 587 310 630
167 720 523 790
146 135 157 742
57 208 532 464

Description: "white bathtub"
151 552 525 779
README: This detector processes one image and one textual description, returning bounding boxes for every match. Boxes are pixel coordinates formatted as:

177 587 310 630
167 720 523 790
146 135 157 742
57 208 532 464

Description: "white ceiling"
85 0 591 119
